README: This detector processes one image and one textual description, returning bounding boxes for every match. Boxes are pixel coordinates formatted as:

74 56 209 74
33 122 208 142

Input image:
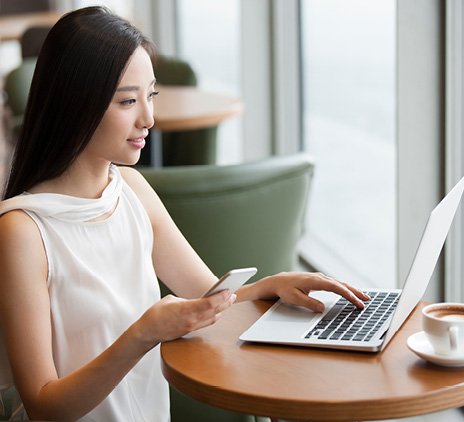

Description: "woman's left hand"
235 271 370 312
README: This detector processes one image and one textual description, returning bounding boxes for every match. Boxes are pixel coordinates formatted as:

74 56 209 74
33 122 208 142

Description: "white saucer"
407 331 464 367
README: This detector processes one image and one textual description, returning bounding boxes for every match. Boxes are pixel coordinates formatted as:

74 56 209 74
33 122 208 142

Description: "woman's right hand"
134 289 236 349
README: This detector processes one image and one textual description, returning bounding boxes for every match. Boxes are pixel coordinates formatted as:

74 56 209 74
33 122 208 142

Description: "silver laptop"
240 176 464 352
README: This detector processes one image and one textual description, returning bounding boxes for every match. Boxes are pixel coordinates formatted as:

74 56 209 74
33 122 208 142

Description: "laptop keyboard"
305 291 400 342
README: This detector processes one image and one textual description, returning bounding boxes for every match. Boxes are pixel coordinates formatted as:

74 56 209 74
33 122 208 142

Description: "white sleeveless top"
0 165 170 421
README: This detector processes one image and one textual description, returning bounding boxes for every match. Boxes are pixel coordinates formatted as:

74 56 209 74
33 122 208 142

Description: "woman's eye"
148 91 159 101
120 99 136 106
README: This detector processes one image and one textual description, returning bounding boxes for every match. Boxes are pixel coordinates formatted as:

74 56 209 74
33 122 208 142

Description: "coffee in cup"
422 303 464 356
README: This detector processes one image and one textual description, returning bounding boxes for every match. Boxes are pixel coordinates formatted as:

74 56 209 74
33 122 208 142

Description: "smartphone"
201 267 258 298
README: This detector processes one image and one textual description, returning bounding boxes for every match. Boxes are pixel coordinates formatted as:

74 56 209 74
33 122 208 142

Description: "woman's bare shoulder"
117 166 169 225
0 209 41 242
119 165 151 190
118 164 142 180
118 166 160 203
0 210 47 286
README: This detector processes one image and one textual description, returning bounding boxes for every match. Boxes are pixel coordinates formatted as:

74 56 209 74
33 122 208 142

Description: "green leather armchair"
138 153 314 422
138 153 315 295
3 58 36 136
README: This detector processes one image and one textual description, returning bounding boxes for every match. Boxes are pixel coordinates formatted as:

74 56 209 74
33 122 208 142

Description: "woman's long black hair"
3 6 156 199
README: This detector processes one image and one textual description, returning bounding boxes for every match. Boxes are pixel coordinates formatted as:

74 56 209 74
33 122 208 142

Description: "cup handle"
449 326 460 353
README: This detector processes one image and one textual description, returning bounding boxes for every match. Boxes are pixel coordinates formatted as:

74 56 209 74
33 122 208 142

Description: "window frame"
445 0 464 302
396 0 445 300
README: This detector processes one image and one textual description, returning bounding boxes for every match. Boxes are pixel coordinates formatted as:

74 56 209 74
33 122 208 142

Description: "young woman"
0 7 369 421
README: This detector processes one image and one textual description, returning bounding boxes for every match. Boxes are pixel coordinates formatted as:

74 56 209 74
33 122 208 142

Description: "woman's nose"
138 101 154 129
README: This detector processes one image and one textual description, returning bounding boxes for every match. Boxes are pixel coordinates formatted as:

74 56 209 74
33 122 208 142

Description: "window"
148 0 445 300
299 0 396 288
176 0 242 164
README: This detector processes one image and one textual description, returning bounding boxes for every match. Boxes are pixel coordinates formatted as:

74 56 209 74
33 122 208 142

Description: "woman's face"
83 46 156 166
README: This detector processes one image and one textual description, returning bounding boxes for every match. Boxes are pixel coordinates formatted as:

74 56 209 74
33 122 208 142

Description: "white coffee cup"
422 302 464 356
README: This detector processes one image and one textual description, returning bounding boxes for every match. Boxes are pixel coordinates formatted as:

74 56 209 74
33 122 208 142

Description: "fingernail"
317 303 325 312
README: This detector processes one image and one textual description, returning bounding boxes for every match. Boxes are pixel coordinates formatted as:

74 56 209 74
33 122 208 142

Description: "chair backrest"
3 58 36 119
138 153 315 292
154 55 197 87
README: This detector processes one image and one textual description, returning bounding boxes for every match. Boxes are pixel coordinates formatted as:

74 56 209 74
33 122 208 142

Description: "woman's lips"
127 137 146 149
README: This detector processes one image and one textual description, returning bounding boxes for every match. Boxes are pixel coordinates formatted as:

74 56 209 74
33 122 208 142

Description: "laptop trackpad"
264 302 320 323
264 290 339 323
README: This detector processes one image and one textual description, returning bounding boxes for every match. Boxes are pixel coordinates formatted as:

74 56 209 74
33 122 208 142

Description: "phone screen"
201 267 258 298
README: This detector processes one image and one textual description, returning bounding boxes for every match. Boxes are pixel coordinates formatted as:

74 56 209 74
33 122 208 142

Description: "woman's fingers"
192 290 236 324
274 272 370 312
166 292 229 332
291 290 326 312
139 290 236 344
309 273 369 308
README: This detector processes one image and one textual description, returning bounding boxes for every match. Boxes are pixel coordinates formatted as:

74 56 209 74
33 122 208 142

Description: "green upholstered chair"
0 386 15 420
154 55 198 87
3 58 36 136
138 153 315 296
0 386 43 421
152 55 218 166
138 153 314 422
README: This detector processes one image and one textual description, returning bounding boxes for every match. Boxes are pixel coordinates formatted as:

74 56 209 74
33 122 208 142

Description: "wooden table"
161 300 464 421
0 11 62 42
153 85 243 131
